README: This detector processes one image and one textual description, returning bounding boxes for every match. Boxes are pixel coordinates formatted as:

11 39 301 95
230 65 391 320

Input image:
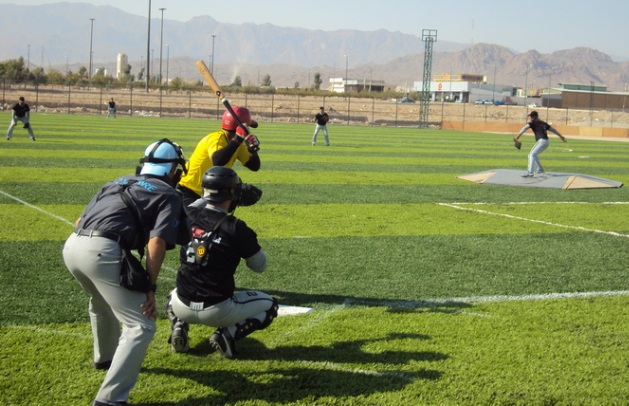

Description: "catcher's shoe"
169 321 190 353
209 328 237 359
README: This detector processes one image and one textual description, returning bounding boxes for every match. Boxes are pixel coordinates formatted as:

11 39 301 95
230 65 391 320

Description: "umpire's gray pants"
63 233 155 404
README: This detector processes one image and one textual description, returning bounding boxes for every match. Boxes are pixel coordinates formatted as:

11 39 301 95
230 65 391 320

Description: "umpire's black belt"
74 228 122 244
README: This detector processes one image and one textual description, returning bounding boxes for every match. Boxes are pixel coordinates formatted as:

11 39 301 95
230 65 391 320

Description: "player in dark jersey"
311 106 330 146
167 166 277 359
6 96 36 141
514 110 567 177
63 139 190 406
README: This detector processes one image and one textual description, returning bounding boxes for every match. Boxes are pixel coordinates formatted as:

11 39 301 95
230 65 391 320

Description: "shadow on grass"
144 332 445 405
259 288 475 314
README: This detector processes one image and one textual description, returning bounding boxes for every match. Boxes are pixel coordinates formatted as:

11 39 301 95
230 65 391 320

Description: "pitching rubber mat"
458 169 623 190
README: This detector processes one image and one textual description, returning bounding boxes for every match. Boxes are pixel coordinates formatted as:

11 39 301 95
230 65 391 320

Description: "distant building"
413 73 521 104
328 77 386 93
116 53 128 80
555 83 629 109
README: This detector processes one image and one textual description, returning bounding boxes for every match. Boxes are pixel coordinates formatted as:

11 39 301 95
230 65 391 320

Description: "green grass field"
1 113 628 405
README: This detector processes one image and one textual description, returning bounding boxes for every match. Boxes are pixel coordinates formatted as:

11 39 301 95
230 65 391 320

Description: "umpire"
62 139 190 406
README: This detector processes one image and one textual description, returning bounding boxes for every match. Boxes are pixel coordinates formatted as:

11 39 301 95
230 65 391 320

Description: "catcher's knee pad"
259 297 279 329
234 298 279 340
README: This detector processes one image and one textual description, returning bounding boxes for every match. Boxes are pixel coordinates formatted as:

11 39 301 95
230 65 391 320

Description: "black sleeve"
211 139 242 166
244 153 261 171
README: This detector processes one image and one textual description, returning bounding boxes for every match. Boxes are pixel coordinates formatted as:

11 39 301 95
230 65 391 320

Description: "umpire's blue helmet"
139 138 187 177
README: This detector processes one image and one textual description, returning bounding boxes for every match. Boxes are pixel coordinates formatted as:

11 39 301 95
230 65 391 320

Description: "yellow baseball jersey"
179 129 251 196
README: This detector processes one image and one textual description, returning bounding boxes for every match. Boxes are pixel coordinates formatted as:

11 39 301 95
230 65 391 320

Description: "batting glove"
244 134 260 152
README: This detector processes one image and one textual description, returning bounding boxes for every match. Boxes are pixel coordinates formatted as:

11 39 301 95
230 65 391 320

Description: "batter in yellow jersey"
177 106 260 206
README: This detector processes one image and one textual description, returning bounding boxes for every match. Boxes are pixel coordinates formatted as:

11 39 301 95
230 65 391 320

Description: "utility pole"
159 7 166 85
88 19 95 79
146 0 151 91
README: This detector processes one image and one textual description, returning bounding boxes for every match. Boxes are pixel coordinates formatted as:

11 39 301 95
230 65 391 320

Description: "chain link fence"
2 81 629 129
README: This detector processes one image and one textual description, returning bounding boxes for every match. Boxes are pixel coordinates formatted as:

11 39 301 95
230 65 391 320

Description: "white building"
116 53 128 80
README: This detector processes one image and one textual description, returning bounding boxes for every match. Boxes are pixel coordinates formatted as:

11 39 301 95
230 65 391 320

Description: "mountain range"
1 3 628 92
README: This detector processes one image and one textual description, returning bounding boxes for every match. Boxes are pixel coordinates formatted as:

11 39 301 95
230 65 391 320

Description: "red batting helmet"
221 106 251 131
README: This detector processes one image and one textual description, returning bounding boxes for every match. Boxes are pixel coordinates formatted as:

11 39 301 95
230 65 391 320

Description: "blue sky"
11 0 629 59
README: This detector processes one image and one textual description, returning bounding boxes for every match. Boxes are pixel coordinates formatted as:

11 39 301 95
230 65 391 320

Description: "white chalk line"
0 189 75 226
438 202 629 238
448 201 629 205
0 188 181 275
4 324 92 339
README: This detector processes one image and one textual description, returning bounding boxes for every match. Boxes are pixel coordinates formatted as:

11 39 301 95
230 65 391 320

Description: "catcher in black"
6 96 36 141
514 110 566 177
167 166 277 359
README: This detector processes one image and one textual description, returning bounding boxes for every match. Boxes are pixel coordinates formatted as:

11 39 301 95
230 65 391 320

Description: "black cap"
528 110 538 118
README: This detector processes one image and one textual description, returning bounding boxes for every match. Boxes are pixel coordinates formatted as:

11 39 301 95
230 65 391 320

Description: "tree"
231 75 242 87
261 74 272 87
169 76 184 90
30 67 47 85
313 72 322 90
47 69 65 85
294 81 300 89
0 57 28 82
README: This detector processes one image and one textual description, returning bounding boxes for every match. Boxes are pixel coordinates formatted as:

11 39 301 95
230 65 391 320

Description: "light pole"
547 66 552 119
88 18 95 79
344 54 349 93
492 64 497 102
159 7 166 85
27 44 30 70
165 44 169 85
211 34 216 74
145 0 151 91
524 64 530 110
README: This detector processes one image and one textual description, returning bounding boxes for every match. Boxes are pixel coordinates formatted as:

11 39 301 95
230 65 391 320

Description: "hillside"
1 3 627 91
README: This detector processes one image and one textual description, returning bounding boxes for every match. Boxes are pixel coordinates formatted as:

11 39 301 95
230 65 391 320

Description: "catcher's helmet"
140 138 187 177
202 166 240 202
221 106 251 131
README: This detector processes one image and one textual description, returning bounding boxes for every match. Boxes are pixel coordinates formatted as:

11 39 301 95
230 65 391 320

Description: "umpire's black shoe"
92 360 112 370
209 328 237 359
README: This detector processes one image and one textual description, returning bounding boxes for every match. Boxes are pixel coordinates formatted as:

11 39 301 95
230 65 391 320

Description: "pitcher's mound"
458 169 623 190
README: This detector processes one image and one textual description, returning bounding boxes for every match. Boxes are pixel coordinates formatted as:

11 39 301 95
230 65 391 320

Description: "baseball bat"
195 60 250 136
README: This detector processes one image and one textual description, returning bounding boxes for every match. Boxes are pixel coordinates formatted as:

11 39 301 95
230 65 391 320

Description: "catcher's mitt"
238 183 263 207
513 138 522 150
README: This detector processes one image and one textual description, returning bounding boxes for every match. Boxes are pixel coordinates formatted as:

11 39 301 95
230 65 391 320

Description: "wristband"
148 283 157 292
